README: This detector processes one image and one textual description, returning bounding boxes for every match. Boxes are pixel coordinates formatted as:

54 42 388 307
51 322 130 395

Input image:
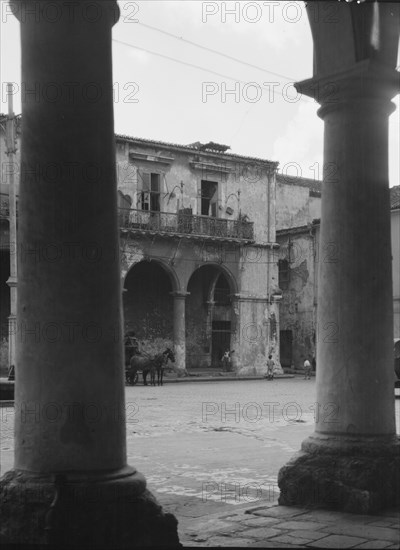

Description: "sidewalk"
161 369 295 384
179 501 400 548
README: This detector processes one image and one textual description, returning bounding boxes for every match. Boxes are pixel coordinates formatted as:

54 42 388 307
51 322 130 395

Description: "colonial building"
115 135 282 374
0 125 283 375
276 179 400 369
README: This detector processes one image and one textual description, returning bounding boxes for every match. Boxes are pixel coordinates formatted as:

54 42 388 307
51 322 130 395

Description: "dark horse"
128 348 175 386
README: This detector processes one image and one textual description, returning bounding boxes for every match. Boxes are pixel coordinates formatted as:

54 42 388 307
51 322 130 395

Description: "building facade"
115 135 282 374
276 178 400 369
0 126 283 375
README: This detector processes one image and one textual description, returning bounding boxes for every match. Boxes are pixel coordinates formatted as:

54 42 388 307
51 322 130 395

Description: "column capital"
10 0 120 26
170 291 190 299
295 62 399 117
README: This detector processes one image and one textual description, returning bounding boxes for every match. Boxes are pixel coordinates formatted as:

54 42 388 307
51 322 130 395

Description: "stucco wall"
276 230 318 369
116 138 276 245
276 183 321 230
120 233 281 373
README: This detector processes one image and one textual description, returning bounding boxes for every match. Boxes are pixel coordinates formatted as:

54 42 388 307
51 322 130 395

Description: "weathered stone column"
278 1 400 513
0 1 180 546
171 291 189 375
230 295 241 372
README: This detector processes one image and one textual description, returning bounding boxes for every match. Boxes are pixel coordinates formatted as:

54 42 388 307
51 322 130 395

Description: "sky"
1 0 399 186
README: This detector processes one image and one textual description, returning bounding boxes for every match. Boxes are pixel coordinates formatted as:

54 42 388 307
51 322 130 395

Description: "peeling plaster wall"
234 245 282 375
276 231 318 369
309 195 322 222
115 139 276 244
276 183 321 230
186 269 210 368
119 233 281 372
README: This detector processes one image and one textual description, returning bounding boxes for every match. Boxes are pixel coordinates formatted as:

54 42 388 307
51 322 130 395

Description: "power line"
137 21 295 83
112 38 313 104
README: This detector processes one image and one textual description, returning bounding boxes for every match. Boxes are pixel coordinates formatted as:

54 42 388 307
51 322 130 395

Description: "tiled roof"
115 133 279 167
390 185 400 210
276 173 322 195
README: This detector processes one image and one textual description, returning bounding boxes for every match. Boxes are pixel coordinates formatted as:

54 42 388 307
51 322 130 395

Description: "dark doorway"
280 330 293 369
123 261 173 347
201 180 218 216
211 320 231 367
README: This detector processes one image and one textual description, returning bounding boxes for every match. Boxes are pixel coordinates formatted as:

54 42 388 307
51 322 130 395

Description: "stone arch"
123 259 178 355
123 258 180 293
186 261 238 298
185 264 238 369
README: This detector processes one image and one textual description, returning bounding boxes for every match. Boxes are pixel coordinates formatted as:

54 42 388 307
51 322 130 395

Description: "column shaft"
278 1 400 513
316 100 395 435
14 0 125 473
172 292 188 373
0 2 180 546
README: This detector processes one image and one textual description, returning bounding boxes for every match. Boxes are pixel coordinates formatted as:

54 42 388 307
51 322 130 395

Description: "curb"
160 374 295 384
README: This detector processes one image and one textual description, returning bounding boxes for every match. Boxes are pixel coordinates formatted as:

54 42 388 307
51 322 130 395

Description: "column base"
278 434 400 514
0 466 181 547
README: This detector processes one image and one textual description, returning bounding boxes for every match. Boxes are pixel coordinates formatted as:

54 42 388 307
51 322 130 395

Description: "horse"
129 348 175 386
155 348 175 386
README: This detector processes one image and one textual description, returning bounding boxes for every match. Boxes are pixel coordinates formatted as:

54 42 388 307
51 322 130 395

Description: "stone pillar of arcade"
230 295 241 372
171 291 189 375
0 1 180 547
278 1 400 513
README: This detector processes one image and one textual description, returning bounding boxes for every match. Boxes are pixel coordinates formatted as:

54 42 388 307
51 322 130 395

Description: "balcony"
118 208 254 242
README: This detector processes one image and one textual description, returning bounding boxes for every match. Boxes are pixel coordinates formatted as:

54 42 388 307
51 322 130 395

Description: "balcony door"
140 172 161 212
201 180 218 217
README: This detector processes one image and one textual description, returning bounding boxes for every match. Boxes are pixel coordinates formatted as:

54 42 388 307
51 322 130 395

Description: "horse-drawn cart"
124 332 175 386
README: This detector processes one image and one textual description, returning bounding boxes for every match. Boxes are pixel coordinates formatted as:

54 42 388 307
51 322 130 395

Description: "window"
278 259 290 290
140 172 161 211
201 180 218 217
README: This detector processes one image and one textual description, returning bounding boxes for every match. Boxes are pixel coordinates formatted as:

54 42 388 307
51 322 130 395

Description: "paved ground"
1 377 399 548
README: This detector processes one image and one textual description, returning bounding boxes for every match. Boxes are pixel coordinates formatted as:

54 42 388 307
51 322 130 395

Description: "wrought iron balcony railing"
118 208 254 241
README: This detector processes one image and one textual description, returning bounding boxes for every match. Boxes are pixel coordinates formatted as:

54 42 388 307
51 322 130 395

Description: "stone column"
230 295 241 372
171 291 189 375
278 1 400 513
205 299 215 367
270 295 283 374
0 1 179 546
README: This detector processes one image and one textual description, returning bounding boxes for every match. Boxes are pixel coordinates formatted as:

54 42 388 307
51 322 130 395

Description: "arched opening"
186 265 236 368
123 260 174 355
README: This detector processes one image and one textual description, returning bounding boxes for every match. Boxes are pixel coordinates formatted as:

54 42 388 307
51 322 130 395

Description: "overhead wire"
136 21 295 83
112 38 313 104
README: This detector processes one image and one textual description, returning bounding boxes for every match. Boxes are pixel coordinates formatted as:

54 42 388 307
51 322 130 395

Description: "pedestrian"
221 349 234 372
265 354 274 380
304 358 312 379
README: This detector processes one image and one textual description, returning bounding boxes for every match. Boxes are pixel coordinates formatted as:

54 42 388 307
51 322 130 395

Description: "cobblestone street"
1 377 399 546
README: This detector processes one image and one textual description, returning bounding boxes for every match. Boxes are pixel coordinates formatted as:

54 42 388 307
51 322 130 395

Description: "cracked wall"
276 230 319 369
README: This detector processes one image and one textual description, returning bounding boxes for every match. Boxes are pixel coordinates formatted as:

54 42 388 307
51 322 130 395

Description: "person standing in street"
303 358 312 380
265 355 275 380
